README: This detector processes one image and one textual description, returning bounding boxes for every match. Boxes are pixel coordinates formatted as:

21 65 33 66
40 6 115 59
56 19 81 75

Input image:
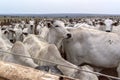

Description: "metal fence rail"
0 50 120 80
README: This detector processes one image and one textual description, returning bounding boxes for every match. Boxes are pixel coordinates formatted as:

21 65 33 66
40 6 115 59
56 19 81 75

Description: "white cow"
39 26 49 40
36 24 42 35
3 41 39 68
37 20 71 50
0 29 12 50
13 27 23 41
0 29 12 60
5 27 16 43
36 22 45 35
28 19 35 34
94 22 120 35
104 18 113 32
23 34 78 77
62 26 120 77
112 25 120 35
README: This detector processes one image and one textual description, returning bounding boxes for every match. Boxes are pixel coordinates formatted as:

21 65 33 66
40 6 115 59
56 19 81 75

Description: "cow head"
47 20 72 39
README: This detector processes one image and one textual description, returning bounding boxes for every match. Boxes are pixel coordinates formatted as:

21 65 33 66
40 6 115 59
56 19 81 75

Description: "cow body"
63 27 120 77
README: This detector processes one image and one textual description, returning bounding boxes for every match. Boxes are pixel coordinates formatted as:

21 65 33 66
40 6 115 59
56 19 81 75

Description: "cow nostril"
67 33 71 39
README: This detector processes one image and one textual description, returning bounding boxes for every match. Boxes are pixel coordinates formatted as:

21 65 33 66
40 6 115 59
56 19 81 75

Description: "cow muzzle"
66 33 72 39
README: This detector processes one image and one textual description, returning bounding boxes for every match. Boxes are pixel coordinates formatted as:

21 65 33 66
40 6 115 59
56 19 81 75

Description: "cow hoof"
35 66 49 72
35 66 63 75
49 66 63 75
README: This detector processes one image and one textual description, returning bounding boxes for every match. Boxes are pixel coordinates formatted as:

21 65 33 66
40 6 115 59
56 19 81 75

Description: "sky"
0 0 120 14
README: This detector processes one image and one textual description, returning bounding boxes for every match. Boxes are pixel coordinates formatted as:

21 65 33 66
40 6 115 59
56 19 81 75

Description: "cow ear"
9 29 15 33
112 22 118 26
47 22 52 28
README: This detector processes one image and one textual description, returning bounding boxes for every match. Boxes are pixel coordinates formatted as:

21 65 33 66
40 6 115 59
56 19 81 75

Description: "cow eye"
55 25 59 27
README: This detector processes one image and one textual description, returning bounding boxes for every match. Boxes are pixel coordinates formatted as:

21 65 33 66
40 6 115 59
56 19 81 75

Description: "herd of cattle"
0 17 120 80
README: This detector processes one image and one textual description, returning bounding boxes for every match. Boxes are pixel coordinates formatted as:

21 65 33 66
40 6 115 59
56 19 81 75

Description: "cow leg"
117 64 120 77
116 63 120 80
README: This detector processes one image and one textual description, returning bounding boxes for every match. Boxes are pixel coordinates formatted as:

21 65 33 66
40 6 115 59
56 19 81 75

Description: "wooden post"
0 61 59 80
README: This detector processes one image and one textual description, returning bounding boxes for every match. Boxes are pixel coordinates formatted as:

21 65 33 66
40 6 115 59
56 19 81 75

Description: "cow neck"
0 29 2 37
47 28 63 49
